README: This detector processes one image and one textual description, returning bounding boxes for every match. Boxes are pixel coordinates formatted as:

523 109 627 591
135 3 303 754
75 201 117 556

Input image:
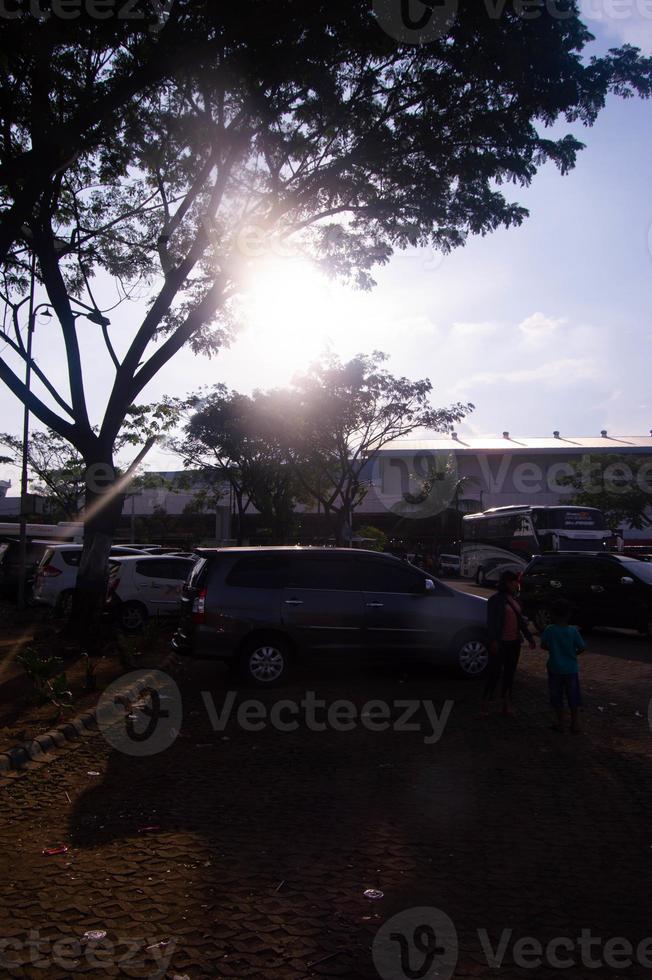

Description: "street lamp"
16 300 111 608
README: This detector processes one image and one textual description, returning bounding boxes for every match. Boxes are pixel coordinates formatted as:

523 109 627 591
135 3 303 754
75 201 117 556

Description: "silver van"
173 547 489 685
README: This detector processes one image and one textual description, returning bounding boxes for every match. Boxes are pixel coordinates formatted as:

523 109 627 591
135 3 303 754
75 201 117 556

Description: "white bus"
460 505 612 580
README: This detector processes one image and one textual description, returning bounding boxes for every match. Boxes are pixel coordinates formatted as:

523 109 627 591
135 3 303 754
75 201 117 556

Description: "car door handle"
549 580 562 588
284 599 303 606
590 584 605 593
366 602 384 608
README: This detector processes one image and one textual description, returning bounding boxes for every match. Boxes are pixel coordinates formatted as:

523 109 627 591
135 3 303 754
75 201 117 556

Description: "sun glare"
238 258 361 379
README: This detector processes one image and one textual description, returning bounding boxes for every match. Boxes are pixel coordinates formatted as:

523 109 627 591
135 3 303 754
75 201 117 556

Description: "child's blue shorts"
548 672 582 709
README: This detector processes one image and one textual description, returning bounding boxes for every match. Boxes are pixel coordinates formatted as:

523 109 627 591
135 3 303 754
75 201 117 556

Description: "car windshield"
627 561 652 585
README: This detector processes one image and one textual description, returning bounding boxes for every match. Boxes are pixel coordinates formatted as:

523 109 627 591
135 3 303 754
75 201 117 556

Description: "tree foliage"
559 454 652 530
268 351 472 541
0 428 85 519
177 386 307 544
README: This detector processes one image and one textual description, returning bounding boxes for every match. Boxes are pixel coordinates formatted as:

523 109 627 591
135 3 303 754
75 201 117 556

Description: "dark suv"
520 552 652 635
172 547 489 684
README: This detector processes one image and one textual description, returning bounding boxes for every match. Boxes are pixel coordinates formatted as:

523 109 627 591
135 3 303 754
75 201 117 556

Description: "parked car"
475 556 526 587
107 554 198 630
172 546 489 685
519 552 652 635
33 544 150 614
437 554 461 577
0 538 56 600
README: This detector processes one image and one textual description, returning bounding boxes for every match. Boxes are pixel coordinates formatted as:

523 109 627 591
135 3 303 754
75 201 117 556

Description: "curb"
0 651 180 775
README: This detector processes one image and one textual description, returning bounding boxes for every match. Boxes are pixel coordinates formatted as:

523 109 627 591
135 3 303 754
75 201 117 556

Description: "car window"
626 561 652 585
226 555 291 589
287 555 359 590
357 558 429 594
61 550 82 566
188 557 208 587
135 558 194 580
38 548 55 569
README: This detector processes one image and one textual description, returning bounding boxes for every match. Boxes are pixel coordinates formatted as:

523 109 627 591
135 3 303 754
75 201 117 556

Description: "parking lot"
0 583 651 979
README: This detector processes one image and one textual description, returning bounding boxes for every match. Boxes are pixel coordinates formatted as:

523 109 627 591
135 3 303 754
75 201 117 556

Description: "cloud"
518 312 566 340
451 320 500 338
459 357 601 388
580 0 652 53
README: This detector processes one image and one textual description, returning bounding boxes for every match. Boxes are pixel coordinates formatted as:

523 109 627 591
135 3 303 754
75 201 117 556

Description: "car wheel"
239 636 291 686
534 606 552 633
476 568 485 586
454 633 489 676
119 601 148 632
57 590 74 618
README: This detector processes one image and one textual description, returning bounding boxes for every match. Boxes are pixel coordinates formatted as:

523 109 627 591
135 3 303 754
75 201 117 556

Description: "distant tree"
176 387 307 544
357 525 388 553
0 428 85 520
559 454 652 530
2 5 651 631
269 351 472 544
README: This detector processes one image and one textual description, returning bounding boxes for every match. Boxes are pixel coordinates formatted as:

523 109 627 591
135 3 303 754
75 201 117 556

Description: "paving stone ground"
0 611 651 979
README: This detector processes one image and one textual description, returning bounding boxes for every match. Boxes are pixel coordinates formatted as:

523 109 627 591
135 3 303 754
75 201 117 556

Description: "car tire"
57 590 74 618
452 631 489 677
239 635 292 687
533 606 552 633
476 568 485 586
119 601 148 632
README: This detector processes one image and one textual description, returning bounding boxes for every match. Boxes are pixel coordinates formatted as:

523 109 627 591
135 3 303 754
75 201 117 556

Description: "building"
354 430 652 546
2 431 651 547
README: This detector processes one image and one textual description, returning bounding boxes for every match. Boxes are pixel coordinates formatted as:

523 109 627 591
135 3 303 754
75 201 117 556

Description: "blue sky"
1 7 652 486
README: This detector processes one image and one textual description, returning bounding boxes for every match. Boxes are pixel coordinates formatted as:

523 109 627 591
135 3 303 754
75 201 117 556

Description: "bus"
460 505 612 579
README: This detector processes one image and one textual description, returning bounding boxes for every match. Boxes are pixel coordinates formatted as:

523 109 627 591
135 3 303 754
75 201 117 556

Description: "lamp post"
17 298 53 609
16 300 111 608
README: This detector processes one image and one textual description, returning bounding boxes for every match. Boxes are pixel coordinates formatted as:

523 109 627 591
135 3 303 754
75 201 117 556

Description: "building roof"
381 434 652 454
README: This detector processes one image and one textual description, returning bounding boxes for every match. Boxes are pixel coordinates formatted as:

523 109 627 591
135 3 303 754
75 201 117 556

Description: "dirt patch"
0 618 174 754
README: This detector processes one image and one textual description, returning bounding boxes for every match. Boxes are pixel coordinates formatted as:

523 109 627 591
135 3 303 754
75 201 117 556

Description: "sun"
236 257 362 379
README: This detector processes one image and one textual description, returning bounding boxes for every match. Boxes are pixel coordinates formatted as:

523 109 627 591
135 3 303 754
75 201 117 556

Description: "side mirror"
621 576 634 586
423 578 436 594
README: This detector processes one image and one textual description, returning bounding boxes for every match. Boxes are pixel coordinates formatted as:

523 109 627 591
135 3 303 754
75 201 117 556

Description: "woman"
481 570 535 716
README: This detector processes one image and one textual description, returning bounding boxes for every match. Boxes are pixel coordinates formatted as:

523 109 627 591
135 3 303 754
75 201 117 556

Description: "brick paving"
0 621 651 979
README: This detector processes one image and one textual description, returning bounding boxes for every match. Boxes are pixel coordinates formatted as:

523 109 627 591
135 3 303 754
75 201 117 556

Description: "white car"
33 543 148 614
107 554 197 630
438 554 461 576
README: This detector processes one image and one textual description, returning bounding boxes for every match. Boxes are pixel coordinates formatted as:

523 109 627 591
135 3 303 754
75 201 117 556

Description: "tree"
559 454 652 530
1 5 651 629
0 428 86 520
269 351 472 544
177 387 306 545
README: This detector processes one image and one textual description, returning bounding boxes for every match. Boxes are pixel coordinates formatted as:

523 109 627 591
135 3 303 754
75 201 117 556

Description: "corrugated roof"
380 435 652 453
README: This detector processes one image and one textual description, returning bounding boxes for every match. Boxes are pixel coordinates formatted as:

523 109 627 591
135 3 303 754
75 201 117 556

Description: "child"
539 598 586 733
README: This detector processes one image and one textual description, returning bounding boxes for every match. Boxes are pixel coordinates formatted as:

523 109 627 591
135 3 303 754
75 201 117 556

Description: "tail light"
108 577 120 596
192 587 207 624
40 564 62 578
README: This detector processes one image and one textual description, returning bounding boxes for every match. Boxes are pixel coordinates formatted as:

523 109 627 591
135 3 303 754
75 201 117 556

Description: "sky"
2 4 652 489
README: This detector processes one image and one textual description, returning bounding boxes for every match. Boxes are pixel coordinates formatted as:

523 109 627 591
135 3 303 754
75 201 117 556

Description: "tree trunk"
235 490 246 545
69 456 124 649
